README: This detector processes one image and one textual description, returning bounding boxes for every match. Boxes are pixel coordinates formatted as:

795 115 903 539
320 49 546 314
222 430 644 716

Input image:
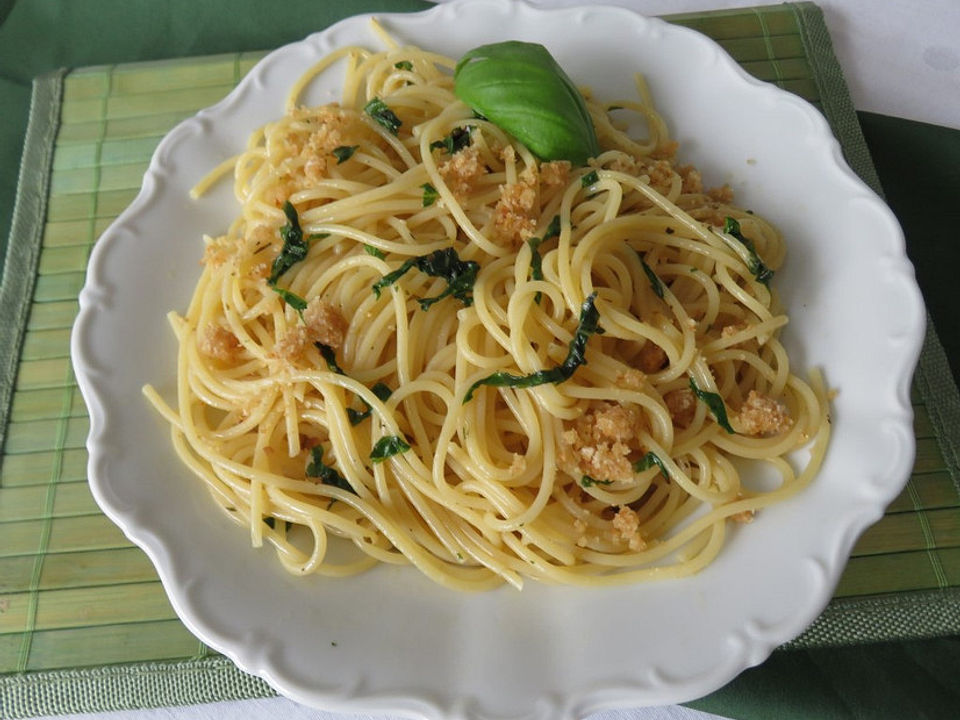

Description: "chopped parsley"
332 145 358 164
372 247 479 310
633 451 669 480
370 435 411 462
271 286 308 319
364 244 386 259
306 445 356 496
430 125 474 155
364 97 402 135
268 201 309 285
464 293 603 402
689 378 736 434
316 342 392 425
723 217 773 286
421 182 439 207
638 254 665 299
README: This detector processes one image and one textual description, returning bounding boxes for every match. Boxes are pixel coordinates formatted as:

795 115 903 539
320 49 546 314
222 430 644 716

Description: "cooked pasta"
144 29 830 591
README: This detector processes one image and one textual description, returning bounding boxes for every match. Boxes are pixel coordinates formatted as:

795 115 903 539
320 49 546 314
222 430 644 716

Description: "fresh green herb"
332 145 358 164
430 125 474 155
581 170 599 188
372 247 480 310
639 254 665 299
364 244 386 260
364 97 402 135
526 215 560 305
316 343 392 425
370 435 411 462
345 382 393 426
580 475 614 488
394 60 413 71
454 41 599 164
306 445 356 495
689 378 736 434
633 451 670 480
263 516 276 529
421 182 439 207
723 217 773 286
272 286 308 319
464 293 602 402
268 201 309 285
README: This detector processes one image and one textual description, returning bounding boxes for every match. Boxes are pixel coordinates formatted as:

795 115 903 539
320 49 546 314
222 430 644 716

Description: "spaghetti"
144 31 830 591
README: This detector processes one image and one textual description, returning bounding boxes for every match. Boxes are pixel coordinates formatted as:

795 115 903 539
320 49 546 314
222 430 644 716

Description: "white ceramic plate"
71 1 925 717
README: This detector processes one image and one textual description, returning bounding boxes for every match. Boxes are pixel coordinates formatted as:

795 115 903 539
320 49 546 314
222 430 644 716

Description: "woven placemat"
1 2 958 717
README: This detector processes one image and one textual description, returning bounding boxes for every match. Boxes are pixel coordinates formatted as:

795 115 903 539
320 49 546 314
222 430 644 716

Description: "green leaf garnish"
370 435 411 462
526 216 560 305
723 217 773 286
454 41 599 164
638 254 665 299
581 170 599 188
633 451 670 480
394 60 413 71
316 342 393 425
272 286 308 319
464 292 602 402
268 201 309 285
364 97 402 135
421 182 439 207
689 378 736 434
332 145 358 164
306 445 355 495
364 244 386 259
429 125 474 155
580 475 614 488
372 247 479 310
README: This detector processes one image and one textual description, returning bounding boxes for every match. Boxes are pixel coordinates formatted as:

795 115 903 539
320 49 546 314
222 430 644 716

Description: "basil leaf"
723 217 773 286
464 292 602 402
526 216 560 306
394 60 413 71
580 475 614 488
372 247 479 310
633 451 669 480
430 126 474 155
370 435 411 462
689 378 736 434
364 97 402 135
454 41 599 164
332 145 358 164
306 445 355 495
364 244 386 259
315 343 345 374
638 254 665 299
268 201 309 285
421 182 439 207
581 170 599 188
272 286 307 319
543 215 561 240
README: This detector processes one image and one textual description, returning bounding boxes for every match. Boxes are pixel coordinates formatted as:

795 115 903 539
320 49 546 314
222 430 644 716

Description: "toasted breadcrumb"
272 325 309 361
494 175 538 246
607 153 641 175
616 369 647 391
439 145 484 200
540 160 571 188
678 165 703 194
303 299 348 350
664 388 697 429
637 342 668 373
737 390 793 436
708 184 735 203
639 159 675 194
560 402 643 483
611 506 647 551
199 324 241 361
201 240 233 268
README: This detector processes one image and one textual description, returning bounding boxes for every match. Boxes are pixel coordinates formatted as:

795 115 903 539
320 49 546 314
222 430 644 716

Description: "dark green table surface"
1 1 959 719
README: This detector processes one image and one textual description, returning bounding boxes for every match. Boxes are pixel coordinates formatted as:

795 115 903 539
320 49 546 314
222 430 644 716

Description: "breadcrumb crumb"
494 175 538 246
439 145 484 200
611 506 647 550
198 324 241 361
560 402 643 483
737 391 792 436
303 298 348 350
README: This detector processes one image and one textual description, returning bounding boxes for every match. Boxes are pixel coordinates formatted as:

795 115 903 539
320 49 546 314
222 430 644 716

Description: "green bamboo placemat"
2 2 959 716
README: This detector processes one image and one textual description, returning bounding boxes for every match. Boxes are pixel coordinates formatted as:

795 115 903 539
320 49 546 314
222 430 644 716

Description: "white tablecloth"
37 1 958 719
